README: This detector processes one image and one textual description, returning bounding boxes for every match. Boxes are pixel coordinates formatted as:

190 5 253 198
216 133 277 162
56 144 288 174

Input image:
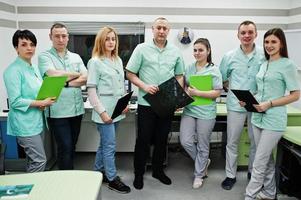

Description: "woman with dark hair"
179 38 223 189
245 28 300 200
3 30 55 172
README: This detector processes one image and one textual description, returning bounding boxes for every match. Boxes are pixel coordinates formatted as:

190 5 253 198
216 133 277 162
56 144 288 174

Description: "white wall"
1 0 301 110
14 0 292 9
286 30 301 109
291 0 301 8
0 27 17 110
169 29 265 65
294 71 301 109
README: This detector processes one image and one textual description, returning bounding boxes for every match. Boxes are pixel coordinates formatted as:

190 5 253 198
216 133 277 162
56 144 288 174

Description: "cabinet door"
238 128 250 167
0 121 18 159
76 110 136 152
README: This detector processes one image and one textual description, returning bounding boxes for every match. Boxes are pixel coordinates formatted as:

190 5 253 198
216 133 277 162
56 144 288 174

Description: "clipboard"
189 75 213 106
111 91 133 119
36 76 67 100
143 77 194 118
231 89 265 113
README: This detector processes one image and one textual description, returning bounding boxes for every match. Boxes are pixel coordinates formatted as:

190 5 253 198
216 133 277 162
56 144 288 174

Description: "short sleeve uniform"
126 41 185 106
183 63 223 119
87 57 125 123
252 58 300 131
38 47 87 118
219 46 265 112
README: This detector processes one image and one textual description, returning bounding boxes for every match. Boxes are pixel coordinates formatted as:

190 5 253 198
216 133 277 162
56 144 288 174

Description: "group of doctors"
3 17 300 199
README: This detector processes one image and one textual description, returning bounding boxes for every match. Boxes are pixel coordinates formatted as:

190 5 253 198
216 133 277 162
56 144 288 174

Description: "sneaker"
221 177 236 190
192 177 204 189
256 191 276 200
101 171 109 184
247 172 251 180
133 175 144 190
108 176 131 194
203 158 211 178
152 171 172 185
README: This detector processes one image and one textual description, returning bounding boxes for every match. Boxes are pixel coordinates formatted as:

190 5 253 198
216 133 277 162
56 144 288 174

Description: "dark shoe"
247 172 251 180
152 171 172 185
133 175 144 190
101 171 109 184
221 177 236 190
108 176 131 194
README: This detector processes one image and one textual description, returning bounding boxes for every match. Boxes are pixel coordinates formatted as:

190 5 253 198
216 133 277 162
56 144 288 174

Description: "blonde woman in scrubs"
245 28 300 200
87 26 131 194
180 38 223 189
3 30 55 172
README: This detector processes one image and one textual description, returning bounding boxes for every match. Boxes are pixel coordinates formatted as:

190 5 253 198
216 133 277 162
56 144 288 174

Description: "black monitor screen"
68 34 144 67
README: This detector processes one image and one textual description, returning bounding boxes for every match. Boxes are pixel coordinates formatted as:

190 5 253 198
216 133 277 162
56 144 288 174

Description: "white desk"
0 112 8 119
76 101 137 152
0 170 102 200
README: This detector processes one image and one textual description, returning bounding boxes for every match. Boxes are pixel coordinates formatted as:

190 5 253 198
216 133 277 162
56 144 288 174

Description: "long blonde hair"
92 26 119 58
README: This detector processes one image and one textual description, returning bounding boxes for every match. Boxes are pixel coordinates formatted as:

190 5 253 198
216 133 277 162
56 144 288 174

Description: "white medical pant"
17 133 46 172
225 111 256 178
180 115 215 178
245 125 283 200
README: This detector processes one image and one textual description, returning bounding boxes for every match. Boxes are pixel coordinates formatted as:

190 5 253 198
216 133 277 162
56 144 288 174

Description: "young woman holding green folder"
180 38 223 188
3 30 55 172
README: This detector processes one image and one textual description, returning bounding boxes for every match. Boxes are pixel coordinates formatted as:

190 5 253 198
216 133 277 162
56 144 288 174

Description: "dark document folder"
143 77 194 118
111 91 133 119
231 89 264 113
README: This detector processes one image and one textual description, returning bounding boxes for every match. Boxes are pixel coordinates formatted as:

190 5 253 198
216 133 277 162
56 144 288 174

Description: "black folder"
111 91 133 119
143 77 194 118
231 89 264 113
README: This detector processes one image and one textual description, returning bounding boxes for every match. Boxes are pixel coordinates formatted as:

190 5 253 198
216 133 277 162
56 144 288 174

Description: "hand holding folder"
111 91 133 119
231 89 265 113
189 75 213 106
36 76 67 100
143 77 194 118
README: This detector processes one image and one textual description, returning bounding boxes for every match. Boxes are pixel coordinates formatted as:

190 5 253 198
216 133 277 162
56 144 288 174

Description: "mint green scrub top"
183 63 223 119
87 57 125 123
126 40 185 106
252 58 300 131
38 47 87 118
219 46 265 112
3 57 43 137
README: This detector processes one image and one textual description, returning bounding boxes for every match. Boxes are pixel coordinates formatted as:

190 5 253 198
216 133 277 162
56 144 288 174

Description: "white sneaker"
204 158 211 177
192 177 203 189
256 191 275 200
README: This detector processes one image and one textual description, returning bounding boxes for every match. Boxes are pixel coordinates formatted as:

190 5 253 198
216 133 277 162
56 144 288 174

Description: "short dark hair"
238 20 257 32
50 22 68 34
194 38 214 66
12 29 37 48
263 28 288 59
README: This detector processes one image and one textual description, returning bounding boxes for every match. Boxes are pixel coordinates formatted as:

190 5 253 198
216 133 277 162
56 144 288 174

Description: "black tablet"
231 89 264 113
111 91 133 119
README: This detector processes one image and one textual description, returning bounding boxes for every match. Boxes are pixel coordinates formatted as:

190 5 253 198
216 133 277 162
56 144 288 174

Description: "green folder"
189 75 213 106
36 76 68 100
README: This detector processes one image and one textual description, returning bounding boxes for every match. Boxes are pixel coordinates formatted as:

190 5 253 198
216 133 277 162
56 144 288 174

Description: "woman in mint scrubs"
87 26 130 194
245 28 300 200
180 38 223 189
3 30 55 172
